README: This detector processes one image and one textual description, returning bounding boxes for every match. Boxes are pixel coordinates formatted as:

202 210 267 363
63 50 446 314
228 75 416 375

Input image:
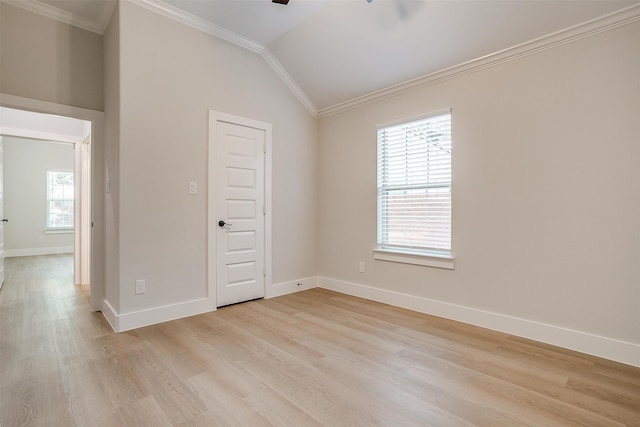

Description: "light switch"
135 279 146 294
189 181 197 195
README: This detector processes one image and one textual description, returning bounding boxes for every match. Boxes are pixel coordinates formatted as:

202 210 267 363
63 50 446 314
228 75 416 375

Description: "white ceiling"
4 0 639 114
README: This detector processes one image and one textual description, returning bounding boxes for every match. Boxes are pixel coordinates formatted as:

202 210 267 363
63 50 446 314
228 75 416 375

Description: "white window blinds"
377 112 452 254
47 170 74 229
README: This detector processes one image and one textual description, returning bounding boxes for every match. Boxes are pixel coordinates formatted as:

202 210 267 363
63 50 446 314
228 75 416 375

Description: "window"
375 111 452 268
47 171 74 229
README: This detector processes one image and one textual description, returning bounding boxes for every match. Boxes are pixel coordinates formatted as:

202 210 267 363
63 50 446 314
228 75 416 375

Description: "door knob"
1 219 7 223
218 220 232 227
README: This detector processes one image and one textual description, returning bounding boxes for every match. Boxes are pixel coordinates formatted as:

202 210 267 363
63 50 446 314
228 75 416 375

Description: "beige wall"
318 22 640 345
108 1 317 315
4 137 75 254
103 1 121 312
0 2 103 111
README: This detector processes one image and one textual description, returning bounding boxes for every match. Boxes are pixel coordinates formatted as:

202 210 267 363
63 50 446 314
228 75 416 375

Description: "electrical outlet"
38 236 44 243
359 262 365 273
135 279 146 294
189 181 197 195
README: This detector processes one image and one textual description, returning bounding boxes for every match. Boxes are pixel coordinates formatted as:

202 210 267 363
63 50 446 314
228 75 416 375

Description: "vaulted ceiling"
5 0 638 116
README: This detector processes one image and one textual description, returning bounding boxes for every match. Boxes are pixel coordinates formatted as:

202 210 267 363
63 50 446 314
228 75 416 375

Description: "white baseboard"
101 299 119 332
267 276 318 299
101 276 318 333
101 297 217 332
318 276 640 368
5 246 74 258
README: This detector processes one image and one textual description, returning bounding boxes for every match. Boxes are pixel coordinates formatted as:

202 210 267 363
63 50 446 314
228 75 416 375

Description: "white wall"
103 1 317 325
318 22 640 364
4 137 75 256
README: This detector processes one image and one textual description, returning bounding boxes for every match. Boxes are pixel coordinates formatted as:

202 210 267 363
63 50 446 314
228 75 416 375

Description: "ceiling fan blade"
272 0 289 4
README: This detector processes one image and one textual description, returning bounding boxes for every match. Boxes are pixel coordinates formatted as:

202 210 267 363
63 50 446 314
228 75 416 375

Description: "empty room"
0 0 638 425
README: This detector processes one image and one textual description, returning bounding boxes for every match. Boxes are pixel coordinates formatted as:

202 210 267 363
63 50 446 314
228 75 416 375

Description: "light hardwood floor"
1 255 639 426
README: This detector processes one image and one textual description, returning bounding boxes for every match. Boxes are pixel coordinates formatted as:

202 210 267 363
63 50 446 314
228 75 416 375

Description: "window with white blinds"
377 112 452 255
47 170 74 229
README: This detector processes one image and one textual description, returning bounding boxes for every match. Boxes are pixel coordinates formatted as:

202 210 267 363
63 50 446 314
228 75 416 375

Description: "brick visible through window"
377 112 452 254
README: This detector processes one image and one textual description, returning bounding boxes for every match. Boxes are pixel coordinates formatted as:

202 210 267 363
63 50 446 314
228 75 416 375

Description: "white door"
0 137 5 289
215 120 265 307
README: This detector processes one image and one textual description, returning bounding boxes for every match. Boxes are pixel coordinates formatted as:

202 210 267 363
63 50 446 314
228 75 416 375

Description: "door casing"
208 111 272 308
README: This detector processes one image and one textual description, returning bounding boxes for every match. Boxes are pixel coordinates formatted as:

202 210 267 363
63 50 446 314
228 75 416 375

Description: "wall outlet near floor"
38 236 44 243
359 262 365 273
135 279 146 294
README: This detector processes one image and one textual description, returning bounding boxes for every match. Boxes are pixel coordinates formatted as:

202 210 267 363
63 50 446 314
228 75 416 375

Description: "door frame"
0 93 105 311
208 111 272 308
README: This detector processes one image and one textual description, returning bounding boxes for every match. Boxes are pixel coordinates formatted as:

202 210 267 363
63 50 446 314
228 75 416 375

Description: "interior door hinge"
263 205 266 215
263 142 266 153
263 267 266 277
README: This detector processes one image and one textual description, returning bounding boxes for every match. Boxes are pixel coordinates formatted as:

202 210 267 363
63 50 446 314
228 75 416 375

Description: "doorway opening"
0 106 92 293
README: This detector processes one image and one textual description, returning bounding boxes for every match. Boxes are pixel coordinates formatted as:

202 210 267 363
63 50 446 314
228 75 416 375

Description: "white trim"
264 123 274 300
373 249 454 270
128 0 317 117
101 299 119 332
129 0 264 53
101 297 216 332
317 4 640 117
5 246 73 258
103 274 318 332
208 111 272 309
44 228 74 235
0 0 106 34
2 0 636 118
97 0 117 35
0 94 102 118
115 0 638 120
377 108 452 130
266 276 318 299
261 49 318 117
0 126 86 144
318 276 640 368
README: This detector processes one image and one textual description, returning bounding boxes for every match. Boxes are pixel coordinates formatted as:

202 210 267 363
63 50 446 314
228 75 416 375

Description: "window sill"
373 247 455 270
44 228 74 235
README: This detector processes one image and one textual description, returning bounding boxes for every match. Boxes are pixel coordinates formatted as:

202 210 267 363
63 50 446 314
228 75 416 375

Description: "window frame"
46 170 75 231
374 110 454 269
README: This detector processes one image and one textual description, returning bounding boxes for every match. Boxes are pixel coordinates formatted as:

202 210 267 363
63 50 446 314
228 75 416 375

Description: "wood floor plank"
2 255 640 426
183 370 274 427
96 395 174 427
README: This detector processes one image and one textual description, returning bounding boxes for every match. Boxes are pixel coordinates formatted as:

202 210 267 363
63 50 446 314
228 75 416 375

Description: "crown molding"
262 49 318 116
129 0 264 53
317 3 640 118
97 0 117 34
130 0 318 116
0 0 107 34
5 0 634 120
